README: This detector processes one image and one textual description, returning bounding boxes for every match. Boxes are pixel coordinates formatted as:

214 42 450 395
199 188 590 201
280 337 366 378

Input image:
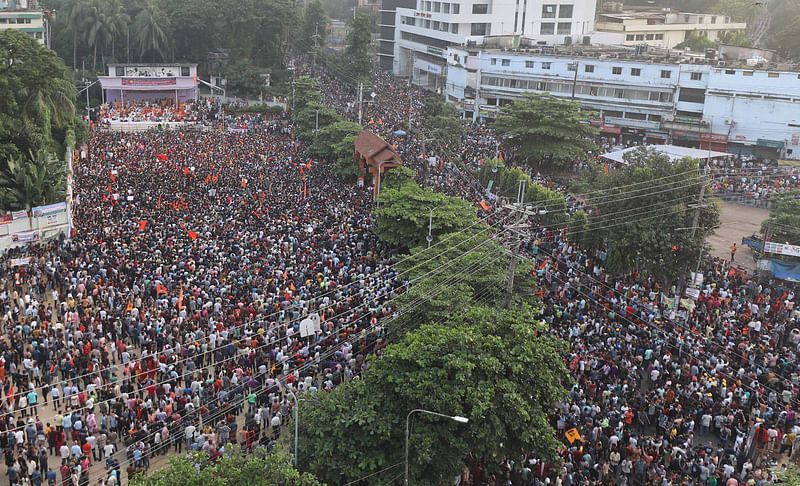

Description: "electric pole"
358 81 364 125
311 25 321 73
503 180 531 309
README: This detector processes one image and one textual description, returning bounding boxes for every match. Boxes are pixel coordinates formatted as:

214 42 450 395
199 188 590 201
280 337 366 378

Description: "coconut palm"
134 1 170 62
84 0 113 73
104 0 131 62
65 0 89 69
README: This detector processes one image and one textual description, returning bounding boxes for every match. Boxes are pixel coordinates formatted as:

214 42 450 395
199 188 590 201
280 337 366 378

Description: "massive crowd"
0 64 798 486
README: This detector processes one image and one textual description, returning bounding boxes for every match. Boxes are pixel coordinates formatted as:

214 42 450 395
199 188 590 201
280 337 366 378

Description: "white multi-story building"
0 4 48 47
392 0 598 90
444 47 800 159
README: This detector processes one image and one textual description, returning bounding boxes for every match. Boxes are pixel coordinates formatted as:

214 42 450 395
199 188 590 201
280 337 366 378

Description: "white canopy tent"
602 145 730 165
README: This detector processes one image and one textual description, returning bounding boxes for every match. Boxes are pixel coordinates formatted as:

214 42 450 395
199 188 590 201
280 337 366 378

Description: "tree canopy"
574 147 720 283
491 93 598 171
373 167 480 249
419 94 465 149
762 190 800 244
296 304 568 485
129 448 321 486
476 163 568 226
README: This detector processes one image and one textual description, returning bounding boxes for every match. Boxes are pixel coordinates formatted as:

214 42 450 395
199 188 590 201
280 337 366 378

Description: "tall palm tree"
84 0 113 73
65 0 89 69
104 0 131 62
134 1 170 62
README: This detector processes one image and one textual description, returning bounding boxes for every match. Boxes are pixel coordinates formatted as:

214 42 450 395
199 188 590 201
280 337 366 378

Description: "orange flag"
177 286 184 310
157 194 161 208
187 230 198 240
183 167 189 176
303 182 307 198
156 283 168 295
138 220 147 231
205 174 210 184
110 172 115 184
241 178 247 188
479 201 491 211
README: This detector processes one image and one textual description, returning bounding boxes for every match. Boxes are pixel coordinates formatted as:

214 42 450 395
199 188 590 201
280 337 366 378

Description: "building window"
725 69 736 75
472 3 488 13
452 4 459 13
433 2 441 11
451 23 458 33
501 59 510 66
626 34 635 41
542 4 556 18
635 34 644 41
584 64 594 73
425 1 431 10
603 110 623 118
631 68 641 76
612 66 622 75
432 21 440 30
768 72 780 78
443 2 450 12
711 16 717 24
698 16 704 23
471 22 488 35
690 72 702 81
660 70 671 78
646 34 654 40
678 87 706 103
649 114 662 121
743 71 754 76
655 33 664 40
424 19 430 28
540 22 555 34
625 112 647 120
525 60 534 68
614 88 625 98
542 62 552 70
491 58 497 65
559 4 573 18
557 22 571 34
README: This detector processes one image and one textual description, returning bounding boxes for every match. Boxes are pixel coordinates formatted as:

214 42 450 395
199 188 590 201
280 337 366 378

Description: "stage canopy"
602 144 730 165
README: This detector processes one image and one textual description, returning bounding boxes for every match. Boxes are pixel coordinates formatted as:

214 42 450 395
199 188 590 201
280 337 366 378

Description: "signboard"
565 428 582 443
427 46 443 57
121 77 177 86
426 63 443 75
699 133 728 143
10 257 30 266
756 138 784 149
764 241 800 258
12 210 28 220
33 202 66 218
0 214 11 225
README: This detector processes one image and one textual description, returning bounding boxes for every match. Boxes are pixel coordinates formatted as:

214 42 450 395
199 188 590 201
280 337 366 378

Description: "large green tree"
134 0 171 62
492 93 598 170
302 0 329 50
762 190 800 244
340 10 375 82
419 94 465 149
293 102 340 139
308 120 363 180
576 147 720 283
0 150 68 212
296 304 568 485
476 163 568 226
129 448 321 486
373 167 480 249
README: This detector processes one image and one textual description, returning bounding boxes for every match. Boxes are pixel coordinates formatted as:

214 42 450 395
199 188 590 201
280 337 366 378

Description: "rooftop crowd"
0 64 797 486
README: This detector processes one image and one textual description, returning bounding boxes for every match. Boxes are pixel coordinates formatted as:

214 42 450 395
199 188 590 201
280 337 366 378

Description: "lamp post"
426 207 437 248
287 390 320 467
404 409 468 486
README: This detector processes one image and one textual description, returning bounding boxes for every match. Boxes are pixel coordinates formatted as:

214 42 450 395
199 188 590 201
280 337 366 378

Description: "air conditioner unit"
717 60 726 67
700 119 710 126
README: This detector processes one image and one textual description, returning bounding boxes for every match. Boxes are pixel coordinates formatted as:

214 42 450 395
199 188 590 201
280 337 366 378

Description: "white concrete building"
444 47 800 159
595 10 747 49
392 0 597 90
0 7 48 46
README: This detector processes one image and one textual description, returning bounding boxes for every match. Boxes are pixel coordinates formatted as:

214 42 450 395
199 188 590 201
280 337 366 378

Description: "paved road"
707 201 769 273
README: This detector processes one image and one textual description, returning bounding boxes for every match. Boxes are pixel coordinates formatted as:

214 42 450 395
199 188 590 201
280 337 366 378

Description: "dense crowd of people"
0 63 798 486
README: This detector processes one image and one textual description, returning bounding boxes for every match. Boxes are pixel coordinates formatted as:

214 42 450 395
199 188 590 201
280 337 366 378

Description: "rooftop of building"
460 40 799 73
597 8 744 25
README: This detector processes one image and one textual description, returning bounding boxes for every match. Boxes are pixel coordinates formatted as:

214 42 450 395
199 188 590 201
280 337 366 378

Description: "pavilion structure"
353 130 403 199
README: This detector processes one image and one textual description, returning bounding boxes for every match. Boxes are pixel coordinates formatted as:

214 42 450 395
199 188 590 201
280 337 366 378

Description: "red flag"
538 261 547 270
183 167 189 176
110 172 115 184
138 220 147 231
205 174 210 184
107 184 112 193
187 230 198 240
156 154 168 162
604 162 609 175
303 182 307 198
156 283 168 295
300 166 304 176
157 194 161 208
241 178 247 188
177 287 184 310
479 200 491 211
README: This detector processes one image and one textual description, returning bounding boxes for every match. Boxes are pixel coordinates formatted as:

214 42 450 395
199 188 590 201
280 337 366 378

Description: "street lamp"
287 390 321 467
426 207 439 248
404 409 469 486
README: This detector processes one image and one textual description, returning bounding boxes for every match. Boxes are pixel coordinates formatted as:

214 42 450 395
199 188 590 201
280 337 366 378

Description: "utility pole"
357 81 364 125
311 25 321 73
680 162 709 297
503 180 529 309
570 61 579 100
315 109 319 132
407 52 415 127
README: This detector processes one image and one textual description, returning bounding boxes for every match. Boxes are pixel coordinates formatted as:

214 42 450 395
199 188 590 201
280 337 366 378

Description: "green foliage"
567 210 591 248
675 31 718 51
292 76 323 112
129 448 322 486
134 0 171 62
303 0 329 49
296 304 568 485
420 95 465 148
374 174 480 249
293 102 340 139
719 30 752 47
232 104 285 114
0 29 78 172
712 0 761 22
492 93 598 170
389 228 538 340
476 163 568 226
577 147 720 282
308 121 363 181
762 190 800 244
225 59 268 100
0 150 68 212
777 464 800 485
339 10 375 82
